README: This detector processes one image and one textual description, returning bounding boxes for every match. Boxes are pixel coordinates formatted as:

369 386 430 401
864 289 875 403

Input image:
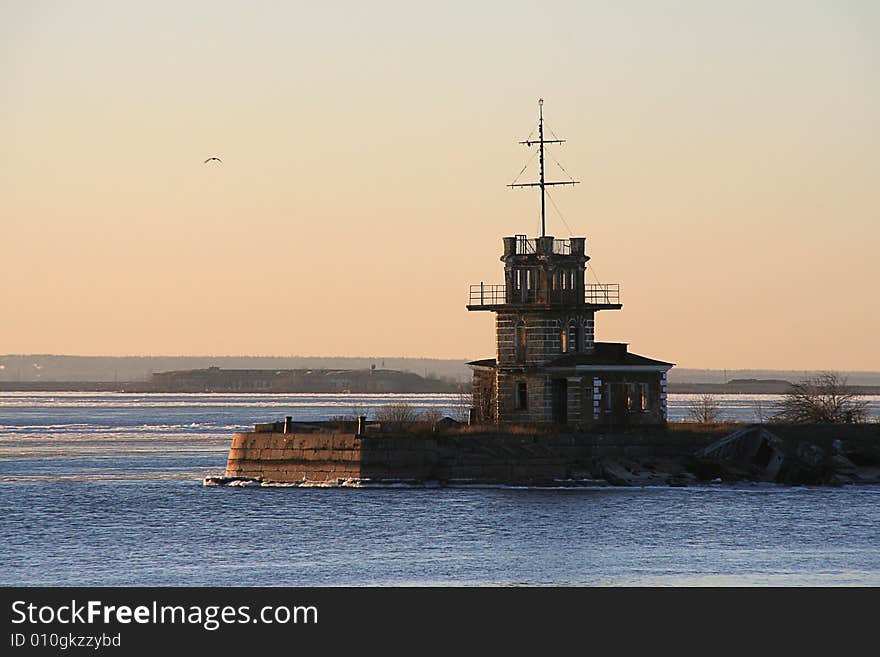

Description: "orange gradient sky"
2 1 878 369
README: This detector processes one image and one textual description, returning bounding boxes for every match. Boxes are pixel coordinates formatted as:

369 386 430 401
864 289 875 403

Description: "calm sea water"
1 392 879 586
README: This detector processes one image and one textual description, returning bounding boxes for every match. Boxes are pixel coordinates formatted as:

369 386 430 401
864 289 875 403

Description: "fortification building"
467 101 673 427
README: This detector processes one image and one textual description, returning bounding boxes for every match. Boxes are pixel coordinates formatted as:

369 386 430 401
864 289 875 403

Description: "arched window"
515 321 526 363
567 320 578 353
558 321 566 353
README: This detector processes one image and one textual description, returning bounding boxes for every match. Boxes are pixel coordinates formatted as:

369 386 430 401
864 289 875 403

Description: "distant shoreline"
3 355 880 388
3 381 880 395
668 382 880 395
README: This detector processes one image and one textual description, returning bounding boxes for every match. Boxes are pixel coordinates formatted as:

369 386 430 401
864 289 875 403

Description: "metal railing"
514 235 535 254
585 283 620 304
468 283 621 306
514 236 572 255
553 239 572 255
469 283 506 306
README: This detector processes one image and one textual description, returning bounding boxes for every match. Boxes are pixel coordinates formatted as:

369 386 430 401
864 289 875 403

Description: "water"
668 393 880 424
2 392 879 586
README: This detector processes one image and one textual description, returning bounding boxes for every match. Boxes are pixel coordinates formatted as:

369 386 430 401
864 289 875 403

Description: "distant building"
467 101 673 427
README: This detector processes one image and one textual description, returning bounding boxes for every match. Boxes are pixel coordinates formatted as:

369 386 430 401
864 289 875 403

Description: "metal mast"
509 98 579 237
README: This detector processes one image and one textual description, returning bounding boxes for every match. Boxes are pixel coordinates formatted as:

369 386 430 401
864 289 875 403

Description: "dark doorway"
551 379 568 424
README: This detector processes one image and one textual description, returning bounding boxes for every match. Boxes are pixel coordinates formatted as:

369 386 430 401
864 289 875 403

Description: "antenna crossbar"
509 99 578 237
520 139 565 146
509 181 578 188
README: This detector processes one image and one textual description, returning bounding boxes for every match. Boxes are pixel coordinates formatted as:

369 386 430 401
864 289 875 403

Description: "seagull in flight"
204 157 222 164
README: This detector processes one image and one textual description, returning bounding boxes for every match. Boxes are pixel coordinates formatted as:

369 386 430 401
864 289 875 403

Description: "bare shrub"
471 383 496 425
449 384 480 424
687 394 722 424
375 402 418 424
327 404 368 429
774 372 868 424
754 398 766 423
421 407 443 432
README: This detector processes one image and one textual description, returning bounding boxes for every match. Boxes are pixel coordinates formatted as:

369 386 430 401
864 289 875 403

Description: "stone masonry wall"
495 370 550 423
225 432 438 483
591 370 666 426
496 311 596 367
223 425 880 485
225 432 364 482
472 368 497 423
224 427 725 485
566 376 583 424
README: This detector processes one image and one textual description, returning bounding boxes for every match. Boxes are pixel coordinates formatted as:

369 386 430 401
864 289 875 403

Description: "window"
515 382 528 410
604 383 613 411
559 321 567 353
626 383 647 412
514 321 526 363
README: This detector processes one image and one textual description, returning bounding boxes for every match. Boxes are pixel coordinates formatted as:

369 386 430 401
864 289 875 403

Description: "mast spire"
509 98 579 237
538 98 546 237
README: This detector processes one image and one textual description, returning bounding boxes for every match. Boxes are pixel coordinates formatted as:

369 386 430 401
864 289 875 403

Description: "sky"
1 1 878 369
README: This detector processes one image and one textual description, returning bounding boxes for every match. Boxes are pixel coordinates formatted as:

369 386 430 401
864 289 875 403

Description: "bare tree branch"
774 372 868 423
687 394 722 424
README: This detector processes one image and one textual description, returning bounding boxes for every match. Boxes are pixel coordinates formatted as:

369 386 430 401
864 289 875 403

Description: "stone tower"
467 101 673 427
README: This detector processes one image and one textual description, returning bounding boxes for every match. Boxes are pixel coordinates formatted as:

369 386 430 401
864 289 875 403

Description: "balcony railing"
468 283 620 307
514 236 572 255
469 283 506 306
552 239 572 255
585 283 620 304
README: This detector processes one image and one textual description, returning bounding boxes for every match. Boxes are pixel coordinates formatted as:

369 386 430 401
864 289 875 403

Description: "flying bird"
204 157 222 164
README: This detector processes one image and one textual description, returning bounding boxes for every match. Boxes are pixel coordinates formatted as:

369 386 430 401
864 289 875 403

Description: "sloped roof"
467 343 674 370
546 351 674 369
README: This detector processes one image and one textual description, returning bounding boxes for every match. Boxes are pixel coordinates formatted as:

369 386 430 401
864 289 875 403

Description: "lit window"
626 383 647 412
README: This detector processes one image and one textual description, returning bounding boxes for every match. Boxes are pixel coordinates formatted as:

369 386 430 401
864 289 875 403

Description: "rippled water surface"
2 392 878 586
